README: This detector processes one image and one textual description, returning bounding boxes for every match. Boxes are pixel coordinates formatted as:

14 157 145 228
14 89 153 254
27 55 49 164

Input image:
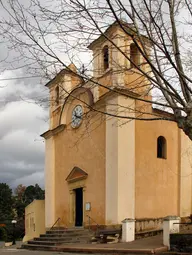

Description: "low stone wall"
88 218 163 234
86 224 122 232
170 233 192 252
135 218 163 233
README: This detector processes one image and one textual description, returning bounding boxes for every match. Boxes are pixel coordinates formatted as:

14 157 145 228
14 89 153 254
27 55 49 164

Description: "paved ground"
0 249 90 255
60 235 164 249
0 243 84 254
0 249 53 254
0 235 167 254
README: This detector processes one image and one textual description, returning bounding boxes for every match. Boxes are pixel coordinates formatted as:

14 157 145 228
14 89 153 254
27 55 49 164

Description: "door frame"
68 181 86 227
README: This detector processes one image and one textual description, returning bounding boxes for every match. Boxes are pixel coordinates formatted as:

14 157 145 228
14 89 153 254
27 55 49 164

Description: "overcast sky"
0 0 50 189
0 68 48 189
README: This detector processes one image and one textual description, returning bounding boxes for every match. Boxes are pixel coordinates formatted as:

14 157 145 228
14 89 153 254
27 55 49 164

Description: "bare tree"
0 0 192 139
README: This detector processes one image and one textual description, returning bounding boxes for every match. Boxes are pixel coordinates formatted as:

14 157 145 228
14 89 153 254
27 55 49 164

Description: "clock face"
71 105 83 128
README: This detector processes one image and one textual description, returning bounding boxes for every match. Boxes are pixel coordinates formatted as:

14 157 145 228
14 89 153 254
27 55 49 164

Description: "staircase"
22 228 93 250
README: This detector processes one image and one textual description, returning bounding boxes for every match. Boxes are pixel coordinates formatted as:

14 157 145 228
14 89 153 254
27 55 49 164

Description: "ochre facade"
42 22 192 231
23 200 45 242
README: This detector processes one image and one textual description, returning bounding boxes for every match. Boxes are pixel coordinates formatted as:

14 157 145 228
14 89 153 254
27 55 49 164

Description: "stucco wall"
53 92 106 227
105 95 135 224
23 200 45 242
118 96 135 222
105 97 118 224
48 69 83 130
180 130 192 217
135 118 180 218
45 137 55 228
91 26 151 97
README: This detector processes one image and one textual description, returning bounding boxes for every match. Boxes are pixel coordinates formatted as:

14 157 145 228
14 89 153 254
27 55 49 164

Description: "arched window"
157 136 167 159
103 45 109 71
130 43 140 68
55 86 59 105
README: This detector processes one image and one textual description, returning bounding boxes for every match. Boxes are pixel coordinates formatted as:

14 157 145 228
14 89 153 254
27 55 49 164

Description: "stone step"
46 230 89 235
21 243 91 251
42 234 91 238
35 236 90 241
23 227 93 250
28 240 65 246
41 233 92 238
43 232 93 236
51 227 84 230
21 244 57 251
47 228 89 232
28 239 89 246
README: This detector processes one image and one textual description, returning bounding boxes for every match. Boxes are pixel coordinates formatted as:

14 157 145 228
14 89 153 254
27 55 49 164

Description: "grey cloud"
10 172 45 189
0 101 48 137
0 69 48 188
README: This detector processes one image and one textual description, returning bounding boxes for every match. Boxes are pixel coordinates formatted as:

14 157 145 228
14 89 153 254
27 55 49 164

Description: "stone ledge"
136 229 163 239
21 244 168 254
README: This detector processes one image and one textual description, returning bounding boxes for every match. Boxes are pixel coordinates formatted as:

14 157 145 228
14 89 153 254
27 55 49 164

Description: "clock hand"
75 112 82 118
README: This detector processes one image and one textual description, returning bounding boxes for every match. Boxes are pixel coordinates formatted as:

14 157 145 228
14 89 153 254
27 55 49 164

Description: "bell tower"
88 21 151 96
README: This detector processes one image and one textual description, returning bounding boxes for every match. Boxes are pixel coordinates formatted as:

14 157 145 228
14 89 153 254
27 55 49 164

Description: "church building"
41 21 192 232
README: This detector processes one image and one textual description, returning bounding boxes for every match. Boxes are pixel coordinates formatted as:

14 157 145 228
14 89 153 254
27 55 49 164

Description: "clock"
71 105 83 128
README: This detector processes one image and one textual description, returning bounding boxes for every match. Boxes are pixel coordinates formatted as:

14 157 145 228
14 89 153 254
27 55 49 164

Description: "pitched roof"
45 63 77 88
88 20 151 50
88 20 134 49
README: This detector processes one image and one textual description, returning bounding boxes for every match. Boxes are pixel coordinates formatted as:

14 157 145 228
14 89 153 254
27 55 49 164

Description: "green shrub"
5 234 13 242
0 227 7 241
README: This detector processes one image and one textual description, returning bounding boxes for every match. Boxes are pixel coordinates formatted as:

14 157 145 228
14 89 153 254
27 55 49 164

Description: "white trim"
105 95 135 224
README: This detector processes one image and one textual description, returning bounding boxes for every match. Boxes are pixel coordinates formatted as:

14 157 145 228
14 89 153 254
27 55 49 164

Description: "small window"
157 136 167 159
130 43 140 68
55 86 59 105
103 45 109 71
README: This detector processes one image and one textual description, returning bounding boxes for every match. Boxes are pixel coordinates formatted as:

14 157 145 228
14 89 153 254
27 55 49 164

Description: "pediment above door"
66 166 88 183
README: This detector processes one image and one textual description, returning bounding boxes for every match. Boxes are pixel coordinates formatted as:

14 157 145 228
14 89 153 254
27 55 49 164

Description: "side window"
103 45 109 71
55 86 59 105
130 43 140 68
157 136 167 159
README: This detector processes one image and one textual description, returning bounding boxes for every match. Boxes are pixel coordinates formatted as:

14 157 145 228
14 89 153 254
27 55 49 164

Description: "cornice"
40 124 65 139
